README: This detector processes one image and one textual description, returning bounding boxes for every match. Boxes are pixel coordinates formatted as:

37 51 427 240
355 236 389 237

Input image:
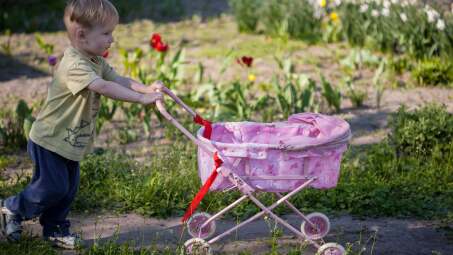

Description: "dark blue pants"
5 140 80 236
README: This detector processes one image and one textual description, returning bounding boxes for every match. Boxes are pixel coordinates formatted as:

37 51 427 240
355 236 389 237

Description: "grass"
74 140 451 220
1 114 449 255
2 112 451 221
0 235 57 255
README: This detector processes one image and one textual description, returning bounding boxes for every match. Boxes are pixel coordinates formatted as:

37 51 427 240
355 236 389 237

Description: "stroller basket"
197 113 351 191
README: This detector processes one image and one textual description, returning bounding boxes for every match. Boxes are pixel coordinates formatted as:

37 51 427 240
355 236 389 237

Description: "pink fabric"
197 113 351 192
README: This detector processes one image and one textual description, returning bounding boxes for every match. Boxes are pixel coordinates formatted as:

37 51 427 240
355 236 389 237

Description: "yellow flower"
330 12 339 22
319 0 327 8
248 74 256 82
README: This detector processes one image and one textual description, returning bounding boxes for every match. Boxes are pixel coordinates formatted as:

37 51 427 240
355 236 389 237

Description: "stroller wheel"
301 212 330 240
187 212 216 239
184 238 212 255
316 242 345 255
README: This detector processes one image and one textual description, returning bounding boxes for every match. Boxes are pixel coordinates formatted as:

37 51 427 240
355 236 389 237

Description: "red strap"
194 114 212 139
182 152 223 222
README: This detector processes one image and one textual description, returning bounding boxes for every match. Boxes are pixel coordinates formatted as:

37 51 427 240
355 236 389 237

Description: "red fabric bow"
182 152 223 222
194 114 212 139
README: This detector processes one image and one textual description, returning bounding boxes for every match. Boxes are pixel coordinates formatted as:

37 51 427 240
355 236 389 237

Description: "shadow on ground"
0 53 47 82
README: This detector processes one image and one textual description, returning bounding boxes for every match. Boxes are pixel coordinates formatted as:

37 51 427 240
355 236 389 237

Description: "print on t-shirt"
63 120 92 148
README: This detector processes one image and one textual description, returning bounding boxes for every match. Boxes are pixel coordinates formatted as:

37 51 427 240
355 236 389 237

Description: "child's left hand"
148 80 166 93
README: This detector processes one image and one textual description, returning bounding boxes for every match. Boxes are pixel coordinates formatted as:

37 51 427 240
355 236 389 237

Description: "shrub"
388 104 453 157
228 0 261 33
261 0 321 41
411 58 453 86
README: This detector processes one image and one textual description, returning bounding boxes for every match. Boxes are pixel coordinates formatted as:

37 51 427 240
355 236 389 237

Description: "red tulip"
155 41 169 52
150 33 161 46
237 56 253 67
102 50 109 58
150 33 169 52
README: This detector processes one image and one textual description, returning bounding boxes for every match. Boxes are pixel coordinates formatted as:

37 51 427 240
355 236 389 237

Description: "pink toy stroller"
155 88 351 255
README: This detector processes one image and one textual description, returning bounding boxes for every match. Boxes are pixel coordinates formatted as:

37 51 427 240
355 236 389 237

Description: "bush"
229 0 261 33
0 0 184 32
260 0 321 41
388 104 453 157
327 140 453 218
0 0 65 32
411 58 453 86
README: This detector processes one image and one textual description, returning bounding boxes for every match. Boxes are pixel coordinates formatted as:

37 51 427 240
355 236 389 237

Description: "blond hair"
64 0 119 39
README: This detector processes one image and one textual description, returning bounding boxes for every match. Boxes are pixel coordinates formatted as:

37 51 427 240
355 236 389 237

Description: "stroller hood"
197 112 351 152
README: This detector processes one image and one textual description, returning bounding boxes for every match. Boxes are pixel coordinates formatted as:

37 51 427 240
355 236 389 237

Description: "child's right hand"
139 92 163 105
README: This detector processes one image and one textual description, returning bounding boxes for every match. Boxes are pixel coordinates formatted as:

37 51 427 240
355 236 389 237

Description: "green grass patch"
0 235 57 255
80 240 181 255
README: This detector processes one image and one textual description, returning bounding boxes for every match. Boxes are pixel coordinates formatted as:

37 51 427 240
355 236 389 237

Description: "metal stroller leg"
276 192 312 224
207 177 316 245
247 192 321 249
199 195 248 232
276 192 331 241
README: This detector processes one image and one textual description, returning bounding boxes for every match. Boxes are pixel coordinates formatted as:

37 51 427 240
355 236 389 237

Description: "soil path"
5 213 452 255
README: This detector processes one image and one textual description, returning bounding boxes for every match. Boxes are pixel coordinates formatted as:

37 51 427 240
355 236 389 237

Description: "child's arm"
113 76 165 94
88 78 162 104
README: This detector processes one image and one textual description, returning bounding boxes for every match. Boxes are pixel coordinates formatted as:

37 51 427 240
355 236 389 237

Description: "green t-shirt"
29 46 118 161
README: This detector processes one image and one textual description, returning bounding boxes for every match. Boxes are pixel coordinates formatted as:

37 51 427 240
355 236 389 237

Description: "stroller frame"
156 88 346 255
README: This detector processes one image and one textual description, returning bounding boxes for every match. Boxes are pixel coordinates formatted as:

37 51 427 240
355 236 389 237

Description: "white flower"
426 9 439 23
436 19 445 30
332 0 342 7
400 13 407 22
381 8 390 17
371 9 380 17
360 4 369 13
391 0 398 4
383 1 391 9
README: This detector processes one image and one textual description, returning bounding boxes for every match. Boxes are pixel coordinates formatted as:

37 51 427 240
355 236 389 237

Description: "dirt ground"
8 212 453 255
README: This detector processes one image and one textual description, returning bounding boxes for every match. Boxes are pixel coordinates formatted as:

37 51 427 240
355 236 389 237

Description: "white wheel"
184 238 212 255
317 243 346 255
300 212 330 240
187 212 216 239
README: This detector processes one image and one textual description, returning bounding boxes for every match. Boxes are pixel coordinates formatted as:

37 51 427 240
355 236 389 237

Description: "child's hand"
148 80 167 93
139 92 163 105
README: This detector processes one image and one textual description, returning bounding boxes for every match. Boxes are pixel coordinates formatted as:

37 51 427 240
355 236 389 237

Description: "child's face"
80 22 116 57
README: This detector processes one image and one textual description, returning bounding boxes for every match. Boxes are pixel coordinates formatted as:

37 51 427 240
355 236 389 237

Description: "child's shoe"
0 199 23 242
44 232 82 249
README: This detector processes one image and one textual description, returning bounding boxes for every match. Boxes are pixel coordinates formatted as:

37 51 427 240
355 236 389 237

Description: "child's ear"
75 28 85 42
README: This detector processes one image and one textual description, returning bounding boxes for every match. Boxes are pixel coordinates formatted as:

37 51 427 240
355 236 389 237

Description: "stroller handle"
155 87 216 154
